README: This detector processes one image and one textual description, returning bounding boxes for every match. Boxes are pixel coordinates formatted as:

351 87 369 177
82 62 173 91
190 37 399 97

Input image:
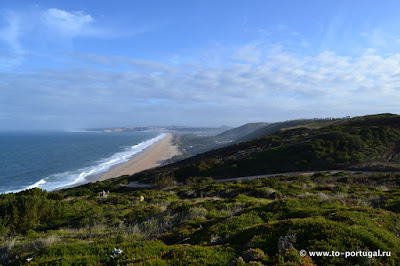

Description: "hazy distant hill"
239 119 326 141
87 126 232 135
215 122 269 140
132 113 400 183
177 122 269 156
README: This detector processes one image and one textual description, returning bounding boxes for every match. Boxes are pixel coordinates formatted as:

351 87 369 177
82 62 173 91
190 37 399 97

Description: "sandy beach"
98 133 180 181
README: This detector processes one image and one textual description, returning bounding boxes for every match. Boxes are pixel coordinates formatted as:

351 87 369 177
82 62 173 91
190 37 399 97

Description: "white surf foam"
26 179 47 189
3 178 47 194
14 133 167 192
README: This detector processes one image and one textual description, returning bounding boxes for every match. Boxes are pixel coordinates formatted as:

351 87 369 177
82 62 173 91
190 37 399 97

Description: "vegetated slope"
2 172 400 265
177 122 269 156
130 113 400 184
239 119 326 141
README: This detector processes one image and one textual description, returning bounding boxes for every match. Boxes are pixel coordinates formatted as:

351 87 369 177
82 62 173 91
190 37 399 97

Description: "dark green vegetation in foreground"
1 172 400 265
134 114 400 184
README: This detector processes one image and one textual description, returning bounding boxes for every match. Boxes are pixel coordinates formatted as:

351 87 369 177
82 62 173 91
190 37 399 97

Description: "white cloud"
233 44 261 63
3 46 400 118
2 26 400 128
0 7 98 69
0 11 25 68
0 6 150 73
0 11 22 51
43 8 94 37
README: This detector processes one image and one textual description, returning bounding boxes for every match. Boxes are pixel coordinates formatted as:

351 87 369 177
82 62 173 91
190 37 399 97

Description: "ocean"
0 131 165 194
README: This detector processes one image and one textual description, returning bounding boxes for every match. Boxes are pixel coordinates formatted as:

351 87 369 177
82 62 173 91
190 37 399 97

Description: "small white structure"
99 190 110 198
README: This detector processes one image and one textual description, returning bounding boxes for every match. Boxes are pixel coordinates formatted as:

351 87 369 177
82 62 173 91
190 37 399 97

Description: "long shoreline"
96 133 180 181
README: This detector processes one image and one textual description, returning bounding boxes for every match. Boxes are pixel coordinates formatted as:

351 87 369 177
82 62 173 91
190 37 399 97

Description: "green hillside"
238 119 325 141
175 119 329 157
172 118 349 162
130 114 400 184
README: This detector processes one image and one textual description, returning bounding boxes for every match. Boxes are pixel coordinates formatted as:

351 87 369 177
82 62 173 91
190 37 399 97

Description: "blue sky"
1 0 400 130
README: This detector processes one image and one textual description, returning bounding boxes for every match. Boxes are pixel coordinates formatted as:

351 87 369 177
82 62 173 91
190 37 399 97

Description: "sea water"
0 131 165 193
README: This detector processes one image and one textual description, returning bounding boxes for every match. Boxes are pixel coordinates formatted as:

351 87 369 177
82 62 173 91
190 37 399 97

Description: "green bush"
0 188 66 232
